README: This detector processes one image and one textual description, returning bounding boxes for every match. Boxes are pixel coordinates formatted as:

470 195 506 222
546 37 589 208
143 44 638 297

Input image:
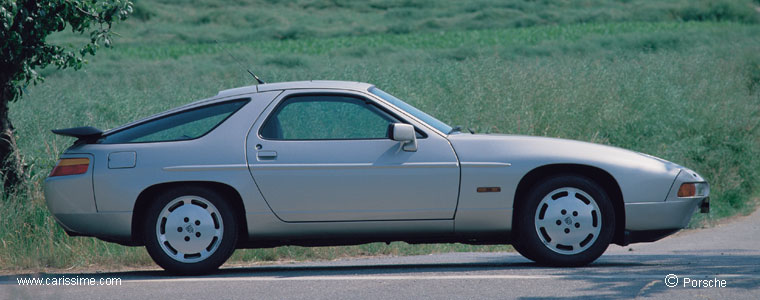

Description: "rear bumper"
52 212 134 244
45 157 134 244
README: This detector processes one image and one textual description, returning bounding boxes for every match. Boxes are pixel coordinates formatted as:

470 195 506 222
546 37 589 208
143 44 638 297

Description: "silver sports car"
45 80 710 274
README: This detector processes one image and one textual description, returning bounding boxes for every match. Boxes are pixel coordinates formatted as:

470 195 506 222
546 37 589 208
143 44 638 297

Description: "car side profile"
45 80 710 274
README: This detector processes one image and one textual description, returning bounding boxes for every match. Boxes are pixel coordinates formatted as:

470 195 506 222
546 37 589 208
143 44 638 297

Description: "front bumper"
624 196 707 231
622 168 709 244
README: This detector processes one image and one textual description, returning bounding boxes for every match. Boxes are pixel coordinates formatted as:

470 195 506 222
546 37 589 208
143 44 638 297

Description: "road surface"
2 208 759 299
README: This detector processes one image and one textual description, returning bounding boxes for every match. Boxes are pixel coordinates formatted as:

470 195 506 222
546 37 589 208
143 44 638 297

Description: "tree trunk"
0 96 24 194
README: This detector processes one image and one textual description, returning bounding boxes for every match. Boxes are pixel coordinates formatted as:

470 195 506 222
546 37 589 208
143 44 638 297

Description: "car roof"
104 80 376 134
215 80 374 98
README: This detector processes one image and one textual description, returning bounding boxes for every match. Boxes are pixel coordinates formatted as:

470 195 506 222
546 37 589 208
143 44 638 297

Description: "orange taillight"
677 183 696 197
49 158 90 177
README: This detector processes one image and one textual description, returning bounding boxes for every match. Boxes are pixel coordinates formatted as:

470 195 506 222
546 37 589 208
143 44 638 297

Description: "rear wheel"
513 175 614 267
143 186 238 274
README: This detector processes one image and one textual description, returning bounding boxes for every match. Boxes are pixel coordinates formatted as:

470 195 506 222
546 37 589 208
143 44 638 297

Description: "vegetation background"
2 0 760 271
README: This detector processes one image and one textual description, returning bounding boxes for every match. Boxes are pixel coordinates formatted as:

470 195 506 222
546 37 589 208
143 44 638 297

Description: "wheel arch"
131 181 249 246
512 164 626 245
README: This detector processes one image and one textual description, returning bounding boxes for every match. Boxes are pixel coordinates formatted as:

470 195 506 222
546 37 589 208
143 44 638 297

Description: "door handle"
257 150 277 159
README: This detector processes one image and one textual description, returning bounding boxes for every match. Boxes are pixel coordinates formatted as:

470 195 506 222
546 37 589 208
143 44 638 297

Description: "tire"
513 175 615 267
143 186 238 275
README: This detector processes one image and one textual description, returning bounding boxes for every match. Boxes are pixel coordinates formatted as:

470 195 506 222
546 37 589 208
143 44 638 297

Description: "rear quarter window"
99 99 249 144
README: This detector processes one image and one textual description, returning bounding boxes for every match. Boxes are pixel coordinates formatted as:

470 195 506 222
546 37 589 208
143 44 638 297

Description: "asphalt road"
3 208 759 300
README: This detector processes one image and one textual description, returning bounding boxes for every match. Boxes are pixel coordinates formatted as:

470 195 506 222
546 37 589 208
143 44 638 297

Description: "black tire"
143 186 238 275
512 175 614 267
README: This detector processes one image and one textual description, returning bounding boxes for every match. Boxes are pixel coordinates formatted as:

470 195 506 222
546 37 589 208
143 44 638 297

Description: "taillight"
49 158 90 177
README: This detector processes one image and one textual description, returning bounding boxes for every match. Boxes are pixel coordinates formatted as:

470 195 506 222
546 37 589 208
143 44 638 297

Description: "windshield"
369 87 452 134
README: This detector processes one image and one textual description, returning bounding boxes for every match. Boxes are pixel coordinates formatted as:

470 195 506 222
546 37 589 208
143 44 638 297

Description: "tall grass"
0 185 153 270
53 0 759 45
2 0 760 271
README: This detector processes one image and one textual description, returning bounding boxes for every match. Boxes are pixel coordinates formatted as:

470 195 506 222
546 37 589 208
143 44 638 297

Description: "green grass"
53 0 758 45
93 21 731 59
2 0 760 272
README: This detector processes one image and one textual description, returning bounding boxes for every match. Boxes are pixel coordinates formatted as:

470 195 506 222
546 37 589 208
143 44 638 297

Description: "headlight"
677 182 709 198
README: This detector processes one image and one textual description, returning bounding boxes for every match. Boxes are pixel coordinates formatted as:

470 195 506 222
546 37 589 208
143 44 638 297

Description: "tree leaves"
0 0 132 190
1 0 133 102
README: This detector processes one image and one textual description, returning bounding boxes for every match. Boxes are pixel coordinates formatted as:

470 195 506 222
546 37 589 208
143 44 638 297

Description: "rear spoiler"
51 126 103 143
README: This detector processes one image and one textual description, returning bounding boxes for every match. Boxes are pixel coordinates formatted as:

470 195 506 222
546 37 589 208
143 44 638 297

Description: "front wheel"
513 175 615 267
143 186 238 274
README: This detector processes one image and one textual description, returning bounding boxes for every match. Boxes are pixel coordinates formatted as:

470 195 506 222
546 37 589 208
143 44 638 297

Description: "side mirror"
389 123 417 152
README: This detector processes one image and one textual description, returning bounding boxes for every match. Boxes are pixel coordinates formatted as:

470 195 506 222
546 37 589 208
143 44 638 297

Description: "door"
247 90 460 222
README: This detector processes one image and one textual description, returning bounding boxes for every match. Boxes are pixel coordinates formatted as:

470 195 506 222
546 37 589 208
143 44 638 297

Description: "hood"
447 133 683 176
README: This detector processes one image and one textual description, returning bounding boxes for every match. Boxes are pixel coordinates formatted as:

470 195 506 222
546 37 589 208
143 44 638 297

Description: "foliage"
1 0 132 102
0 0 132 191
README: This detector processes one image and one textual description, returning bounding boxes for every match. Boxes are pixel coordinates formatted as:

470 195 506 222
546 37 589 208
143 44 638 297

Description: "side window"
260 95 399 140
100 99 249 144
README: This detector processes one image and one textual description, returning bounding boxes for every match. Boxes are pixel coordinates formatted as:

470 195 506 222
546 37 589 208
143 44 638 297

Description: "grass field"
2 0 760 271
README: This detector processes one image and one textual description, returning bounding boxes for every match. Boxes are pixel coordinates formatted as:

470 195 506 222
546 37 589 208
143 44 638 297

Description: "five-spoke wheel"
534 187 602 255
513 175 615 267
144 186 237 274
155 195 223 263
